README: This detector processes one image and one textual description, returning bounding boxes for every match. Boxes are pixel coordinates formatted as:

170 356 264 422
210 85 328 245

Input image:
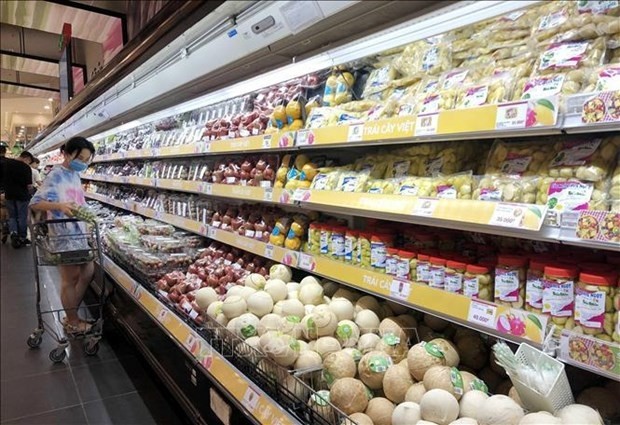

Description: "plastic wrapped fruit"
430 172 474 200
392 38 452 79
473 175 538 204
547 137 618 182
610 163 620 212
581 64 620 93
485 139 556 177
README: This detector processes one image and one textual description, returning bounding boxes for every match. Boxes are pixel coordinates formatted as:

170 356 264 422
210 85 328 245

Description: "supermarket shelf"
103 255 300 425
562 91 620 134
558 330 620 382
88 192 549 348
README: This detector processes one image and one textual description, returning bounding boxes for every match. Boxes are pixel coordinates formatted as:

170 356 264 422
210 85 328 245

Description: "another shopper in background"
31 157 42 191
2 150 35 247
30 137 96 333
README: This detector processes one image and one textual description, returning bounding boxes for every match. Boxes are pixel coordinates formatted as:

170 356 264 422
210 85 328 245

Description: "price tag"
489 203 526 229
467 300 497 329
199 224 208 236
264 244 275 259
495 102 528 130
298 253 315 271
184 332 198 352
157 289 168 300
202 183 213 195
157 307 169 322
296 130 311 146
155 211 164 220
415 113 439 136
189 309 199 320
151 148 160 157
412 198 438 217
263 188 273 202
292 189 310 202
121 176 129 184
130 282 141 298
207 226 217 239
347 124 364 142
242 387 260 412
390 279 411 301
262 135 272 149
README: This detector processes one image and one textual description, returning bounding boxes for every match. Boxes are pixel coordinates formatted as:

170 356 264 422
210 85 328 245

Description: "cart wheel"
49 348 66 363
27 333 43 348
84 341 99 356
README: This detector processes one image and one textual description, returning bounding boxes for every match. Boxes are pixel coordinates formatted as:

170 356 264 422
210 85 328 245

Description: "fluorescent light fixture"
48 98 53 102
44 105 51 110
20 125 25 128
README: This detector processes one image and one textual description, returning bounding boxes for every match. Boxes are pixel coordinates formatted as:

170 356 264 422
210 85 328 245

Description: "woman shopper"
30 137 96 333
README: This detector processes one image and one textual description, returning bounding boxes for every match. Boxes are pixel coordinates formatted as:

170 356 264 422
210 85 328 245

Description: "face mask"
68 159 88 172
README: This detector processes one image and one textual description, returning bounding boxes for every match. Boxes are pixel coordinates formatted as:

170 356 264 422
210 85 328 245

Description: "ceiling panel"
1 68 60 89
0 55 59 77
1 82 60 99
0 0 119 43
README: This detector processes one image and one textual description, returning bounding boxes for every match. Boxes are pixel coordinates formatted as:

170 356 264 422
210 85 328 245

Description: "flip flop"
64 321 93 335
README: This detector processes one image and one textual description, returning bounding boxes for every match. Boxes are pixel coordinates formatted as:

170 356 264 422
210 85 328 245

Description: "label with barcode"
242 387 260 412
262 135 272 149
298 253 315 271
467 300 497 329
263 188 273 202
390 279 411 301
264 244 275 259
207 226 216 239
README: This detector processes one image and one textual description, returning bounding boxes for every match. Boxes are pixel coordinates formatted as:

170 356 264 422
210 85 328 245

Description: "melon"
365 397 394 425
358 350 393 390
383 363 414 403
405 382 427 403
420 388 459 425
392 401 421 425
330 377 369 415
323 351 357 387
408 342 447 381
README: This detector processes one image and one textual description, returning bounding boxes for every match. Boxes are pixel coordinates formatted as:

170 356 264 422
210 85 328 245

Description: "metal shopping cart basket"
25 216 106 363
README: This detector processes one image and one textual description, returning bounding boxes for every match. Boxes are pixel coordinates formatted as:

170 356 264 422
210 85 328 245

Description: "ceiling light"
20 125 25 128
48 98 53 102
44 105 51 110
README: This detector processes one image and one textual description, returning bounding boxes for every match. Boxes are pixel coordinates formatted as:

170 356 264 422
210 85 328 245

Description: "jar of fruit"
416 253 431 285
398 250 416 281
429 256 447 290
464 264 492 301
574 271 617 340
320 225 332 256
445 260 466 294
542 265 579 334
525 259 547 314
370 234 389 272
344 229 358 264
330 226 346 262
358 232 372 269
308 223 321 254
495 255 528 308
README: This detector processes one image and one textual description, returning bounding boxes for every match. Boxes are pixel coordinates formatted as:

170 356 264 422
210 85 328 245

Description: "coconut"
405 382 427 403
322 280 340 297
430 338 459 367
245 273 267 290
241 336 261 356
195 287 218 310
356 309 381 334
420 388 459 425
308 390 333 421
300 275 321 287
518 412 560 424
313 310 339 337
215 313 228 326
365 397 395 425
269 264 292 282
476 395 524 425
348 413 374 425
246 291 274 317
450 419 478 425
358 350 393 390
407 342 447 381
379 317 409 343
315 336 342 359
383 363 414 403
336 320 361 347
396 315 419 340
259 332 300 367
424 315 450 332
221 296 247 319
456 336 488 370
238 286 257 300
294 349 322 370
301 314 318 340
477 367 502 393
298 340 309 352
342 347 363 364
286 281 300 293
280 315 303 339
226 318 239 334
387 300 409 315
358 333 381 353
375 336 408 363
235 313 260 339
299 282 324 305
280 299 305 318
330 377 369 415
332 287 361 302
459 390 489 419
323 351 357 387
305 305 316 315
495 379 512 396
453 328 479 344
329 297 355 321
356 295 382 316
577 386 619 420
380 304 394 320
392 401 421 425
264 279 288 303
418 324 439 342
460 371 488 394
423 366 465 400
488 351 507 378
313 303 331 316
508 387 523 407
557 404 603 425
206 300 223 318
258 314 283 336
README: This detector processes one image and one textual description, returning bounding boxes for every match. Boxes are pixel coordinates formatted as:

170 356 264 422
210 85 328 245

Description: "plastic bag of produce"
581 63 620 92
365 178 398 194
546 137 618 182
473 175 539 204
431 171 474 199
485 139 556 177
311 169 342 191
362 65 399 101
537 177 611 211
611 162 620 212
396 176 433 196
392 38 452 78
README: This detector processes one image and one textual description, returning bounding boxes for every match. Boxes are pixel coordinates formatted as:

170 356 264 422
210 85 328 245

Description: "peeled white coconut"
358 333 381 353
280 299 305 318
420 389 459 425
246 291 274 317
206 300 223 318
259 331 300 367
365 397 395 425
300 275 321 287
244 335 261 350
323 351 357 386
358 350 393 390
215 313 228 326
221 296 247 319
288 290 299 301
235 313 260 339
286 281 300 293
280 315 303 339
476 395 524 425
238 286 257 300
322 280 340 297
301 314 318 340
294 349 323 370
323 295 331 304
245 273 267 290
272 301 284 316
342 347 363 364
313 303 331 315
347 413 374 425
336 320 360 347
269 264 292 282
375 336 408 363
315 336 341 359
355 309 381 334
298 340 309 352
450 418 478 425
430 338 460 367
257 314 283 336
405 383 427 404
407 342 447 381
329 297 355 321
226 285 244 298
383 363 414 403
459 390 489 419
356 295 382 315
557 404 603 425
299 282 324 305
226 318 239 334
518 412 561 424
392 401 421 425
304 304 316 315
313 310 339 337
264 279 287 303
195 287 218 310
423 366 464 400
418 421 439 425
330 377 369 415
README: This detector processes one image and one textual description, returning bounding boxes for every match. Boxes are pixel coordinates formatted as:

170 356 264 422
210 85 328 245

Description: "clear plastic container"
416 253 431 285
386 248 400 276
575 271 617 340
525 259 547 314
464 264 492 301
344 229 358 264
429 256 447 289
371 234 391 272
495 255 528 308
542 265 579 334
398 250 416 281
308 223 320 255
445 260 466 294
330 226 346 262
358 232 372 269
320 225 332 256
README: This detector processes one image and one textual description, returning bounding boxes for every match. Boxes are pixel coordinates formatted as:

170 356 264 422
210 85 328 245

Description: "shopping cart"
25 216 106 363
0 191 9 244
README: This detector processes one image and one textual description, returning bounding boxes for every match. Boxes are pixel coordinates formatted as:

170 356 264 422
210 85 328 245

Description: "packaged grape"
430 171 474 200
485 139 556 177
362 65 399 101
396 176 433 197
581 64 620 92
473 175 539 204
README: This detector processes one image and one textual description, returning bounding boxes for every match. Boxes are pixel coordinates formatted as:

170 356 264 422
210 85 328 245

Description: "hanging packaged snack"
430 171 474 200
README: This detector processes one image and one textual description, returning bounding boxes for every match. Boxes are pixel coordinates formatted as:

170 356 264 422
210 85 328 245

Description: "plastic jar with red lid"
445 260 466 294
429 256 447 289
308 223 321 254
371 233 392 272
386 248 400 276
358 232 372 268
320 225 332 256
464 264 492 301
416 253 432 285
397 250 416 280
526 259 549 314
575 271 617 340
495 255 528 308
344 229 359 264
330 226 347 262
542 265 579 333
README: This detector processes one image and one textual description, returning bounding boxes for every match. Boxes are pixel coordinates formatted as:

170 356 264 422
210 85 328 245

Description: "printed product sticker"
574 288 605 329
537 42 588 71
546 181 594 212
526 274 544 309
542 280 574 317
494 269 520 302
463 276 479 298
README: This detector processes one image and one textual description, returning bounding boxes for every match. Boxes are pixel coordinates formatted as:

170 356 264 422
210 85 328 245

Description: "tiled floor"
1 244 190 424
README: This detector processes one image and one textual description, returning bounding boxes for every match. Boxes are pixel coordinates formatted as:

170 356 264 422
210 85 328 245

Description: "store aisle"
0 245 190 425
